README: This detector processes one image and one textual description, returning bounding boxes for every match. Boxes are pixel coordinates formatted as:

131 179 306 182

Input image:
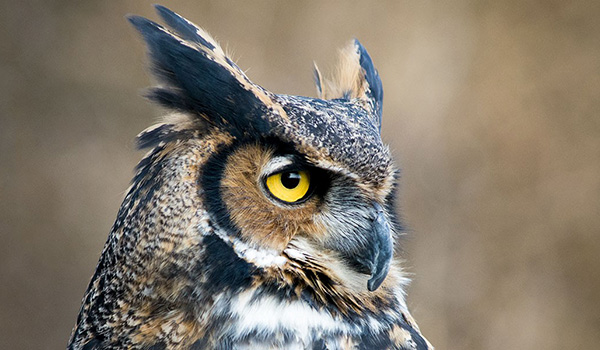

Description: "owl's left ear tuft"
315 40 383 127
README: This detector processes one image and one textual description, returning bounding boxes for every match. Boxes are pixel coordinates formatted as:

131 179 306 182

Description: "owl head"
128 6 399 294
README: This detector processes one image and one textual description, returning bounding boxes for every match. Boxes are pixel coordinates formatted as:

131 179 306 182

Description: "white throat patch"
199 212 287 268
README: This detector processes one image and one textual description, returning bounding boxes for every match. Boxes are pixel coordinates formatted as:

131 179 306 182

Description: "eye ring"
264 170 311 204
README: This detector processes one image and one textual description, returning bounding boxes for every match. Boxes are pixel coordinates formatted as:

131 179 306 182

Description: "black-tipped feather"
355 39 383 128
153 5 216 50
144 88 195 115
127 15 272 137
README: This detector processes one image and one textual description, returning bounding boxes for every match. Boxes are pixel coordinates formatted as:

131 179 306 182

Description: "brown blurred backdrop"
1 1 599 349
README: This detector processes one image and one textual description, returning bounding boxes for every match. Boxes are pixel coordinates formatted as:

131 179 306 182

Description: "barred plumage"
68 5 432 350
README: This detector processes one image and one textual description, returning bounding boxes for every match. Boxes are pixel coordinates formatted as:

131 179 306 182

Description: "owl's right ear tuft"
127 6 285 137
315 40 383 129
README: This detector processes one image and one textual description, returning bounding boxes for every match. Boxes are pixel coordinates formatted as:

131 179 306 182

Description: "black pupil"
281 172 301 189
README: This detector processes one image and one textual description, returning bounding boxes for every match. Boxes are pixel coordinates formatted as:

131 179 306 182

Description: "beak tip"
367 277 381 292
367 262 390 291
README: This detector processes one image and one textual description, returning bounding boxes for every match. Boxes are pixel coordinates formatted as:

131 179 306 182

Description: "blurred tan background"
1 1 599 349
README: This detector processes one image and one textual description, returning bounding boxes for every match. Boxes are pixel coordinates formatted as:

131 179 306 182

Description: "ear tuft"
317 40 383 126
128 7 287 136
153 5 217 51
313 62 324 98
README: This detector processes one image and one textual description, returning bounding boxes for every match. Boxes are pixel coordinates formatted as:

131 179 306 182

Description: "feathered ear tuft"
127 6 287 136
315 40 383 127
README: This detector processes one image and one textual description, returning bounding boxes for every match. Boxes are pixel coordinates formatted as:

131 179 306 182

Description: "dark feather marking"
357 332 394 350
250 277 298 305
136 123 196 150
312 338 327 350
313 67 323 97
130 144 169 201
137 124 173 149
189 338 208 350
355 39 383 127
196 313 234 347
214 336 235 350
153 5 215 50
144 88 196 116
235 328 297 346
201 234 254 293
80 338 101 350
401 314 430 350
145 341 166 350
127 15 273 138
199 141 240 238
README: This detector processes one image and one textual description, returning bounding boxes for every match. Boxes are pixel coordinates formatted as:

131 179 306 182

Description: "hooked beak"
365 203 393 291
327 202 394 292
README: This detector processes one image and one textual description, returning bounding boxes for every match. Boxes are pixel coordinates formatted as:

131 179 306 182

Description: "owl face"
199 137 395 292
130 5 398 294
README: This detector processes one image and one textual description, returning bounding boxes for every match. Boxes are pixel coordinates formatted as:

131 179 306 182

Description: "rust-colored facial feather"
220 144 325 251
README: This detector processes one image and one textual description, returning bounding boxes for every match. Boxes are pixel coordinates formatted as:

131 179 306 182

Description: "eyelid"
270 165 306 176
261 155 295 177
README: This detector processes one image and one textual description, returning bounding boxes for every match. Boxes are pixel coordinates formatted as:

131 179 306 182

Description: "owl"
68 5 432 350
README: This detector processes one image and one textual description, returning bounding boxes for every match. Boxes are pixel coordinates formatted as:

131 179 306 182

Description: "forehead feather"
270 95 393 185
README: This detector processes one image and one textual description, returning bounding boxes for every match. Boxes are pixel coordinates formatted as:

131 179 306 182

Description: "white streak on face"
207 223 287 268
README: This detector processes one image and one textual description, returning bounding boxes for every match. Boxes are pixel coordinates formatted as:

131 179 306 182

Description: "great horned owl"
68 5 432 350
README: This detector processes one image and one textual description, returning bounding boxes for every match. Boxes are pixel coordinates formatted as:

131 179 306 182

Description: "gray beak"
327 202 394 292
366 203 393 291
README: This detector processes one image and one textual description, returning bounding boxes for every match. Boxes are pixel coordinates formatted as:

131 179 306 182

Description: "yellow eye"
265 170 311 203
